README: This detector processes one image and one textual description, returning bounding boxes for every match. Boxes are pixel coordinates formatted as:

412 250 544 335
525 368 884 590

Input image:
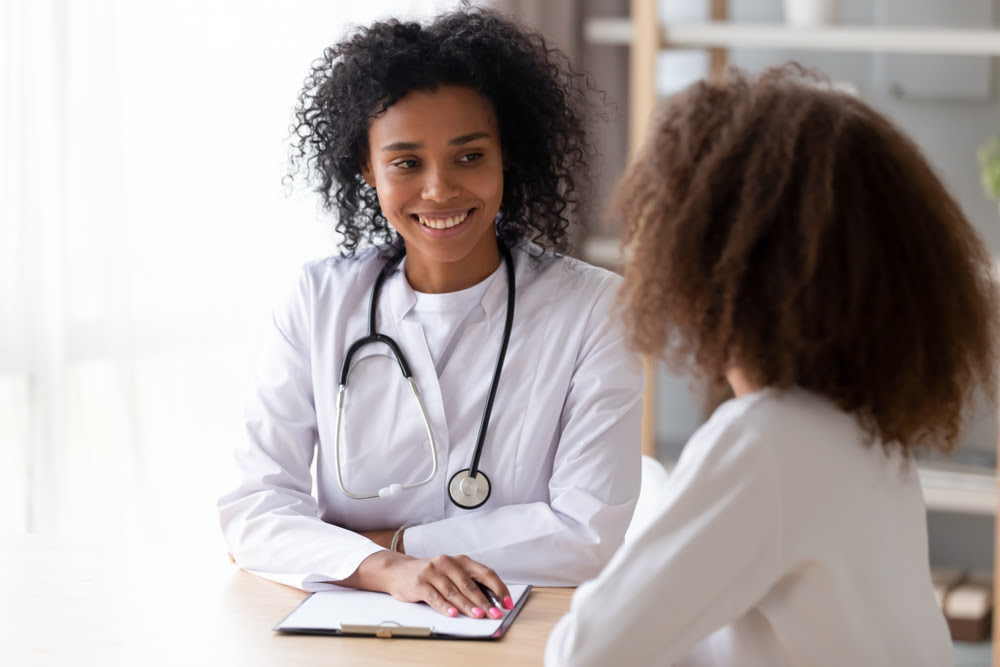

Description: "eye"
458 152 484 163
391 159 419 170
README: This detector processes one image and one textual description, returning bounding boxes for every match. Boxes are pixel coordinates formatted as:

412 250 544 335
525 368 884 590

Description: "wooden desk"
1 534 572 666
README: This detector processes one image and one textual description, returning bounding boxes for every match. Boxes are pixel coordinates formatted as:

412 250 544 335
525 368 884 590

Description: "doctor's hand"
341 550 512 619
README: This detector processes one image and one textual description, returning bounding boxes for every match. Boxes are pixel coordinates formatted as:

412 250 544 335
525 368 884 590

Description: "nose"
421 165 460 202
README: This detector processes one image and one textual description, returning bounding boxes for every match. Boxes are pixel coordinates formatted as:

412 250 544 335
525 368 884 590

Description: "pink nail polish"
503 596 514 610
471 607 484 618
446 607 458 617
488 607 502 618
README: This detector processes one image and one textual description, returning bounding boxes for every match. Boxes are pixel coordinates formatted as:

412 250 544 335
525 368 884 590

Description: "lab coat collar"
384 251 515 326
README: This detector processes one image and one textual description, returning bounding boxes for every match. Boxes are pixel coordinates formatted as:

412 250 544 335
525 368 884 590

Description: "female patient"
547 65 998 665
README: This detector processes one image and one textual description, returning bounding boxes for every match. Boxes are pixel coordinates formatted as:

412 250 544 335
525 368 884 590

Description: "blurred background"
2 0 998 643
0 0 476 547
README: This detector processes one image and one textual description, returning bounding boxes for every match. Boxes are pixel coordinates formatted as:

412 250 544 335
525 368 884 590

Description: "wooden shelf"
656 459 996 515
919 466 997 516
586 19 1000 56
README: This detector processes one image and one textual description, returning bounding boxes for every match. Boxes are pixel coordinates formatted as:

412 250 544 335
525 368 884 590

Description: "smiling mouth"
413 209 472 230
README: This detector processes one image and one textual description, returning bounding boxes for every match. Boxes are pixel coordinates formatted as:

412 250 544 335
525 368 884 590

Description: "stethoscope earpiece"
379 483 404 499
448 469 492 510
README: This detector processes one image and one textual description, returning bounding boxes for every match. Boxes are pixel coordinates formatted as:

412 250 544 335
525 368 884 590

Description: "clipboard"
274 583 532 640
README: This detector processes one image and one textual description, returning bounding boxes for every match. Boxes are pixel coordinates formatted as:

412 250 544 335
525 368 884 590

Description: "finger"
476 581 506 617
428 571 485 619
438 558 503 618
417 583 462 618
460 557 513 611
410 558 483 618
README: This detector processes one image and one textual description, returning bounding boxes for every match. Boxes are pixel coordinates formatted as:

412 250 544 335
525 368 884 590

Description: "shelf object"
586 19 1000 56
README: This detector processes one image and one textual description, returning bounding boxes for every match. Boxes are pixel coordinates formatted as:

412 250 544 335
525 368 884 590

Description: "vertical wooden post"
708 0 729 80
629 0 659 152
630 0 660 458
630 1 729 458
994 430 999 666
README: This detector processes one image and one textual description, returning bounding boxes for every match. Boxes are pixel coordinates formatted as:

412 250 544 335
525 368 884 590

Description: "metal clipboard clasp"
341 621 433 638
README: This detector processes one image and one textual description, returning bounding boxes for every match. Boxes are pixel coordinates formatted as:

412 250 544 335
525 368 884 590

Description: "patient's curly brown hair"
616 64 998 452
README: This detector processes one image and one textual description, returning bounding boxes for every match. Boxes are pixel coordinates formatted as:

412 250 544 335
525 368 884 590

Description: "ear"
360 161 376 189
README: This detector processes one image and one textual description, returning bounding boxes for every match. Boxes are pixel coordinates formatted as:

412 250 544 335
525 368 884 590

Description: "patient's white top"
546 387 951 667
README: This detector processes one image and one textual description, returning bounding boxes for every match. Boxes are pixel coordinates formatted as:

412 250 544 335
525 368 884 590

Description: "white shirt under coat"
546 387 952 667
218 243 645 591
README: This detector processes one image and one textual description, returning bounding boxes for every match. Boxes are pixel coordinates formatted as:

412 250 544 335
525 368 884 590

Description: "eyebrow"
380 132 491 152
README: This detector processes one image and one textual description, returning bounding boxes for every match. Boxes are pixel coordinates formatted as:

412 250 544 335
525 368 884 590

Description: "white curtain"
1 0 465 548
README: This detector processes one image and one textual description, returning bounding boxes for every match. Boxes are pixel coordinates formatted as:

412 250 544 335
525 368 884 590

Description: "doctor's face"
361 85 504 293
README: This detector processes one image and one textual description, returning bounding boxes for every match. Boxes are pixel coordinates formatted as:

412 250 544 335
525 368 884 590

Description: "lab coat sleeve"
217 268 382 590
402 277 644 585
544 419 784 666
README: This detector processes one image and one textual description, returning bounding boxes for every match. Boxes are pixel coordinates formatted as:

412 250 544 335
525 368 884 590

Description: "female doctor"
217 7 644 620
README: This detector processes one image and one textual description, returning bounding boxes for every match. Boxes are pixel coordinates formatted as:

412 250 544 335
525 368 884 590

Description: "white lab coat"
218 242 644 591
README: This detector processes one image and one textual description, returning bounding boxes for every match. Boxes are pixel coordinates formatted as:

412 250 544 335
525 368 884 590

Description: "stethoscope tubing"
338 251 410 385
333 241 514 507
334 376 438 499
465 246 515 479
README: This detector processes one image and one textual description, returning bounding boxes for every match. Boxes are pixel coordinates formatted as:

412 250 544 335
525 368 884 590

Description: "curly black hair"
288 5 595 256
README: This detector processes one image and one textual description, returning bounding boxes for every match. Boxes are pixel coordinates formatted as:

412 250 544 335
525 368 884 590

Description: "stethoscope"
334 242 515 510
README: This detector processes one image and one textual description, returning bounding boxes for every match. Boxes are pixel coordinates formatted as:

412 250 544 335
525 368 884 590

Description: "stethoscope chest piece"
448 469 491 509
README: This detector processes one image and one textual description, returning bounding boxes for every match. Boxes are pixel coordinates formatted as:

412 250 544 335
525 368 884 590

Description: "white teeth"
417 211 468 229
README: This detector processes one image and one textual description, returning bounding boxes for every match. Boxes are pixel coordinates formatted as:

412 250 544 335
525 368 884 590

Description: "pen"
476 581 505 613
